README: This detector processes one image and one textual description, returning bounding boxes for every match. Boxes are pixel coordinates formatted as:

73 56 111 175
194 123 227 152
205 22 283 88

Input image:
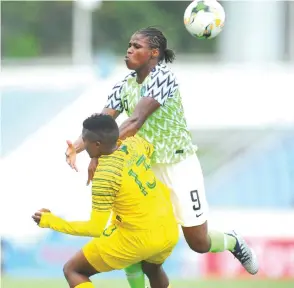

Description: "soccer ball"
184 0 225 39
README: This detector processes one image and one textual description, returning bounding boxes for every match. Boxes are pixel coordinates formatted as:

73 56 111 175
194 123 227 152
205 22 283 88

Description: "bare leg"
142 261 169 288
63 250 98 288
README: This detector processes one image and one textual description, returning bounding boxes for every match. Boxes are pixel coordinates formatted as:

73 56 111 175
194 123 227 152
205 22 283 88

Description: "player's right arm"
37 209 111 237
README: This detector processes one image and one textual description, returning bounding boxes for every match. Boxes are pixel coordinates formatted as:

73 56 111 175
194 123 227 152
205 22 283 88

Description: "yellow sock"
75 282 95 288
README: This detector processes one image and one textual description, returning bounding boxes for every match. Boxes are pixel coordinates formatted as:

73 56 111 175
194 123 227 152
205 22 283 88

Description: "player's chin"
125 59 138 70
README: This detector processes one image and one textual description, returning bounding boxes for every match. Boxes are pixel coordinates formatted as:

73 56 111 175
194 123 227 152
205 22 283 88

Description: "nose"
127 46 134 54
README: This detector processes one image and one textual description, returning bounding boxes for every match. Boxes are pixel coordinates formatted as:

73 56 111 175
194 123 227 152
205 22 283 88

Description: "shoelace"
233 243 251 263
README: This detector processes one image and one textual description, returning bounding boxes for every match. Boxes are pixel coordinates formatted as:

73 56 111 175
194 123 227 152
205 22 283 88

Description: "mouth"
124 55 129 61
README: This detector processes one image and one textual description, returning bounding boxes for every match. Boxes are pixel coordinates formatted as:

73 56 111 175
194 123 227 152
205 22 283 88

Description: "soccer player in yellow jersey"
32 114 179 288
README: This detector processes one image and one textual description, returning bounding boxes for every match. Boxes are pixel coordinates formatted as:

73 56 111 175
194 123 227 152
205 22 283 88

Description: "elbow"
91 231 102 238
87 227 102 238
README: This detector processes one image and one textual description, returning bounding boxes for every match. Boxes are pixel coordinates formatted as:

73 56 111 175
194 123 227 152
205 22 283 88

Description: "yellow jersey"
93 135 174 230
39 135 175 237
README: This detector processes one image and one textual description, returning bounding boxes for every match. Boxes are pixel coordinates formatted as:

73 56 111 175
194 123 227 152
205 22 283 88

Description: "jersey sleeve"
144 70 178 106
39 210 111 238
105 73 134 112
38 155 125 238
91 155 124 212
104 80 125 113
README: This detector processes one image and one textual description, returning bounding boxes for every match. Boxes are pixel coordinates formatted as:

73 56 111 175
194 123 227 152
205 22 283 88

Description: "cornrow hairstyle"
136 26 176 63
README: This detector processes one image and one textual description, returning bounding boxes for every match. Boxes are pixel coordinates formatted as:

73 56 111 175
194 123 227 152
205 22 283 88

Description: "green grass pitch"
2 277 294 288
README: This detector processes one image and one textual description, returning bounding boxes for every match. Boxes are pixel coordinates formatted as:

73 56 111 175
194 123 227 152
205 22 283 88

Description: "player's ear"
151 48 159 59
95 141 101 147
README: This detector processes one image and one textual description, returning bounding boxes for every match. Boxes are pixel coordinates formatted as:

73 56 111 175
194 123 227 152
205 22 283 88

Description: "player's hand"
87 158 99 186
32 208 51 225
65 140 78 172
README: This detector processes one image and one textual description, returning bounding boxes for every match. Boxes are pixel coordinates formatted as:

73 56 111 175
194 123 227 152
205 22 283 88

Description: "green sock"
124 263 145 288
208 230 237 253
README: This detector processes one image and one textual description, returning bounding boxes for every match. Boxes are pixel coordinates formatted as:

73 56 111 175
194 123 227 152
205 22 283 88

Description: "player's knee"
186 234 210 253
63 259 75 280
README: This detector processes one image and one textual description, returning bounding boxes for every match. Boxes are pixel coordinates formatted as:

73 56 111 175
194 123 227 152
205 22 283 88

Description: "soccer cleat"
226 230 259 275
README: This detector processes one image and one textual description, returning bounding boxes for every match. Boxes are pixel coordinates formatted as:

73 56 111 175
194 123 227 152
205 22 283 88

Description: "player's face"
82 130 101 158
83 139 101 158
125 34 155 70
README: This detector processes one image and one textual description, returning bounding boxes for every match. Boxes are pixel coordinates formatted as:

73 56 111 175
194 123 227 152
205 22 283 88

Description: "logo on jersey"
141 86 146 96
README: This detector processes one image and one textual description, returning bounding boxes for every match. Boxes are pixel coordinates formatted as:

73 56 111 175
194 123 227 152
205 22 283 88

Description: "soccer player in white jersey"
66 27 259 287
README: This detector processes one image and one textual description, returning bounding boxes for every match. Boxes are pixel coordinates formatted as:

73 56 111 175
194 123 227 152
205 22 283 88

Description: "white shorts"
152 153 208 227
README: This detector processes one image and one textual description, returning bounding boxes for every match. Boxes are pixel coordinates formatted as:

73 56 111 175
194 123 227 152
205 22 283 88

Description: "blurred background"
1 1 294 287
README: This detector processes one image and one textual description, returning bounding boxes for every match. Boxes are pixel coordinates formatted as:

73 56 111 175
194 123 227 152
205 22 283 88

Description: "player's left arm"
33 167 121 237
34 209 111 237
119 97 160 140
119 70 177 140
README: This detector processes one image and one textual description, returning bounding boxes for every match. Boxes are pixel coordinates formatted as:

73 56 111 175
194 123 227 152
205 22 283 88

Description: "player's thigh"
145 247 174 266
98 224 178 270
145 223 179 265
82 238 114 273
154 153 209 227
93 224 147 270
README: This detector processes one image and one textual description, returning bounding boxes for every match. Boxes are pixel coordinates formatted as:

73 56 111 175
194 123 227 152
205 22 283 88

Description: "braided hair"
136 27 176 63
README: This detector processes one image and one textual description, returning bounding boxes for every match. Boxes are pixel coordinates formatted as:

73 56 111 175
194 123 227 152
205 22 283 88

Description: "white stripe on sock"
126 272 144 278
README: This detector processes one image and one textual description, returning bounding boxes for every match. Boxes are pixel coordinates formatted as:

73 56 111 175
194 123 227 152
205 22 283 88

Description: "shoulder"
122 71 137 83
147 64 178 90
151 63 176 80
122 136 154 159
97 152 126 182
121 71 137 87
144 64 179 104
109 72 136 95
106 73 136 111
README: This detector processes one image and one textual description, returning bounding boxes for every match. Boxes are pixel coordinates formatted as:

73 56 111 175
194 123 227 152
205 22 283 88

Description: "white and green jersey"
105 63 196 164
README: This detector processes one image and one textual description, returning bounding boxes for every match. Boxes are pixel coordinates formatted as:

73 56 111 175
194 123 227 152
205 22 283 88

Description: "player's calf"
142 261 170 288
182 222 238 254
182 223 259 275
